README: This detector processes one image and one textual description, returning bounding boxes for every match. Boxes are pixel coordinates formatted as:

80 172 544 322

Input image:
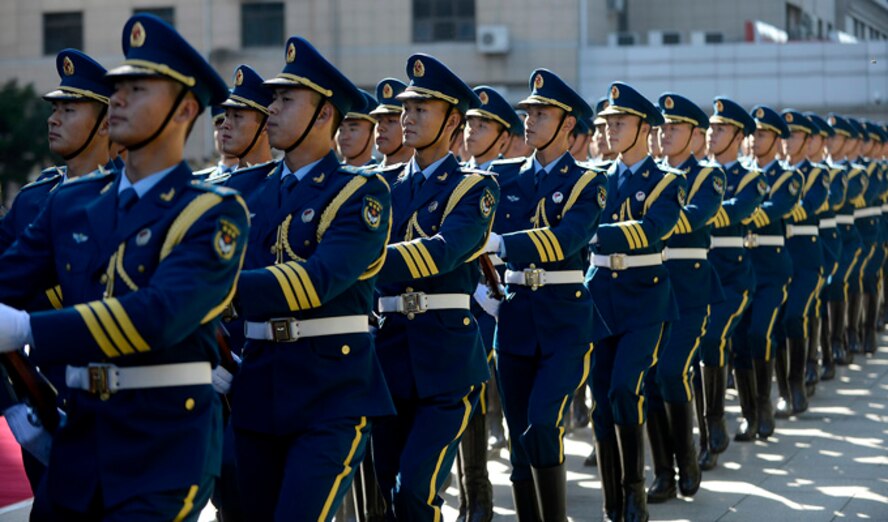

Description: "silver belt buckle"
744 233 758 248
523 268 545 290
270 318 297 342
400 292 428 315
88 364 114 401
609 254 627 271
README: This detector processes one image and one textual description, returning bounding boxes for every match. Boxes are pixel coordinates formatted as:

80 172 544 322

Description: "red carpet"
0 419 32 507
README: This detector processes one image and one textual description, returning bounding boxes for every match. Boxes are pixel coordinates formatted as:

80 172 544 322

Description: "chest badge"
635 191 646 202
641 170 650 179
552 192 564 204
136 228 152 246
72 232 89 244
427 201 439 212
302 208 315 223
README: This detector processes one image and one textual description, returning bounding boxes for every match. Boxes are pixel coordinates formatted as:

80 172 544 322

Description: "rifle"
478 254 504 301
1 351 61 431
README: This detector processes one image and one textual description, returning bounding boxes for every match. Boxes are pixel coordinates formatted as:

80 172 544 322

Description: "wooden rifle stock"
1 352 60 431
478 254 504 301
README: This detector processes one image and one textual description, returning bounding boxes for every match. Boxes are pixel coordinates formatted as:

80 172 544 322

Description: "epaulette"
697 159 722 169
490 157 526 166
227 160 277 178
460 167 495 176
189 179 238 197
660 164 686 177
19 172 63 192
811 161 831 170
54 169 115 193
192 165 217 177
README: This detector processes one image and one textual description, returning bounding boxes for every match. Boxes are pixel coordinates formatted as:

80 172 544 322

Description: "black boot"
572 387 590 429
532 464 567 522
774 344 791 419
788 337 809 414
754 358 776 439
703 365 729 454
863 292 878 355
847 293 862 360
694 385 717 471
456 451 466 522
596 435 623 522
486 371 507 452
461 411 493 522
511 480 541 522
821 309 837 380
829 300 850 365
666 401 701 497
583 444 597 467
360 451 386 522
645 405 675 503
734 368 758 442
805 317 820 396
617 424 649 522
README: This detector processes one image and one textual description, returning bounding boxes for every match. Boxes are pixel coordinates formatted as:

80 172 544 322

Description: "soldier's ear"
562 114 577 135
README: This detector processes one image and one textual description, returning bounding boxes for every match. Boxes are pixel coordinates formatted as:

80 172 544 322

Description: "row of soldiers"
0 12 886 522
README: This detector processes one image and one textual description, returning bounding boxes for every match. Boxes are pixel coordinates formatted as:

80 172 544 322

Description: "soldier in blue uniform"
587 81 684 521
481 69 605 520
195 106 239 181
224 37 394 521
337 90 379 167
695 98 762 458
644 93 724 502
855 121 885 355
0 13 247 520
369 78 414 170
778 110 828 414
370 54 498 520
733 105 801 440
568 115 593 162
591 97 618 168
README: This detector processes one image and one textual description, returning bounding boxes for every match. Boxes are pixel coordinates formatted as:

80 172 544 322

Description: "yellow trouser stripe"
636 325 665 423
403 242 432 278
802 275 824 333
266 265 299 311
526 230 550 262
559 343 594 461
90 302 135 355
428 386 474 522
394 244 422 279
318 417 367 522
413 242 439 276
719 290 749 367
843 249 862 303
858 244 876 293
764 283 790 361
75 304 120 358
291 262 321 308
681 308 709 401
173 485 199 522
541 229 564 261
105 298 149 352
276 263 311 310
532 229 557 262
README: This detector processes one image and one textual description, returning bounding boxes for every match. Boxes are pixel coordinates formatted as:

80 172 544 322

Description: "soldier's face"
782 130 808 159
464 116 503 158
827 134 846 156
569 132 591 159
335 119 373 158
660 123 693 156
524 106 567 150
401 98 451 148
604 113 642 152
593 124 610 154
751 129 779 157
706 124 740 156
266 87 320 150
221 108 265 156
47 100 104 157
374 113 404 156
807 134 825 158
109 78 182 146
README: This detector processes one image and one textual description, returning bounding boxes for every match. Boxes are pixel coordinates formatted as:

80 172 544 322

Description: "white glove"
4 403 52 466
485 233 503 255
589 233 599 245
473 283 502 319
212 364 235 395
0 303 31 353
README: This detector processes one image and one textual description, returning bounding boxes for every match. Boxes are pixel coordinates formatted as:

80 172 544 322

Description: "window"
241 2 284 48
133 7 175 27
413 0 475 43
786 3 803 40
43 12 83 56
662 32 681 45
616 33 636 46
705 32 724 44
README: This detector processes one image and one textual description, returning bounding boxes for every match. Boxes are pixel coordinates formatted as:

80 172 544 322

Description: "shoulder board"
460 167 495 176
339 164 368 175
20 172 63 191
64 169 114 186
490 157 526 166
697 159 720 169
850 162 867 172
369 162 405 174
231 160 276 176
811 162 830 170
192 165 217 177
189 179 238 197
660 165 686 177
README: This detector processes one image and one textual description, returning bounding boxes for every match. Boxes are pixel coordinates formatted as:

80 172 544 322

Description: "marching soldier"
483 69 606 520
215 65 275 179
568 115 593 163
504 115 534 160
646 93 724 503
370 54 499 519
696 98 761 459
227 36 395 520
195 106 239 181
591 97 618 168
369 78 414 169
0 13 246 519
778 110 828 415
337 90 379 167
843 118 872 360
587 81 684 521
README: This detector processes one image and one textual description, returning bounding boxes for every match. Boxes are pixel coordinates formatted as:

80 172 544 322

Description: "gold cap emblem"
286 42 296 63
479 91 489 105
130 21 146 48
755 107 764 119
62 56 75 76
715 100 724 113
610 85 620 100
234 68 244 87
413 59 425 78
663 96 674 110
382 83 393 99
533 74 544 90
784 112 794 123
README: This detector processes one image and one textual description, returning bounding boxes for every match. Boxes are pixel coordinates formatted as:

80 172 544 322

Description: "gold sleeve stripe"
634 223 649 248
619 224 637 249
394 243 422 279
531 229 557 261
526 229 550 262
562 170 600 215
89 302 135 355
75 303 120 358
276 263 312 309
266 265 300 310
290 263 321 308
540 229 564 261
105 298 149 352
46 287 63 310
620 222 642 249
412 241 440 276
403 242 432 277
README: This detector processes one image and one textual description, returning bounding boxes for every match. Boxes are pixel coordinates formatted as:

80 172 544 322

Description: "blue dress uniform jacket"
786 160 829 271
587 156 686 333
230 151 395 433
822 162 848 294
375 154 499 399
744 162 802 283
0 163 249 512
836 161 867 295
855 158 885 290
493 153 608 355
0 174 64 254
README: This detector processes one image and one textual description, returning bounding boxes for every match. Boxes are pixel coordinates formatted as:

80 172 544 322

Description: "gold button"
694 262 701 269
463 317 471 326
811 236 816 242
100 274 108 284
653 276 659 284
271 245 278 254
505 213 511 219
341 345 351 355
611 272 618 279
529 263 536 269
304 240 311 246
406 287 413 293
776 247 781 253
575 290 582 298
66 263 71 272
407 312 415 320
185 398 195 411
556 214 561 219
612 213 619 220
738 255 743 262
138 265 145 273
432 226 438 231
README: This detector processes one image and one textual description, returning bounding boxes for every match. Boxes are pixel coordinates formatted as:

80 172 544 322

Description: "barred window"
43 12 83 56
413 0 475 43
242 2 284 48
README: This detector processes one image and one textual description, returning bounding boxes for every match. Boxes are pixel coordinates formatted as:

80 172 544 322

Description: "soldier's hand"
473 283 502 319
4 403 52 466
0 303 31 353
212 364 235 394
485 233 503 255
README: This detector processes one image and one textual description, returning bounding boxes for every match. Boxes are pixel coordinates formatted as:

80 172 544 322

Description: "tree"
0 80 52 208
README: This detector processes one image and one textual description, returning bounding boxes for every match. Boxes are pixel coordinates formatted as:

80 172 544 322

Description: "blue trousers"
733 281 790 369
590 323 668 441
235 417 370 522
372 385 480 520
859 241 884 292
784 268 824 339
698 284 752 368
647 307 708 403
496 343 592 482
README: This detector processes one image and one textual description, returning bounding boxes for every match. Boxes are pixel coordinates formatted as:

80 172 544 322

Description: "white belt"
836 215 855 225
854 207 882 218
818 218 837 229
591 253 662 271
488 254 505 266
662 248 708 260
710 237 744 248
786 225 819 237
504 269 584 289
244 315 368 342
378 293 470 315
744 233 785 248
66 362 211 399
882 204 888 212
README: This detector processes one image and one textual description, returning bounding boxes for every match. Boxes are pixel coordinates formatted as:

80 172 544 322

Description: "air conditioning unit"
477 25 510 54
607 32 638 46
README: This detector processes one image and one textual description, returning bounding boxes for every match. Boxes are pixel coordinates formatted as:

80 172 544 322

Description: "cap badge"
663 96 674 110
755 108 765 119
533 74 544 90
382 83 393 99
610 85 620 100
715 100 724 113
62 56 75 76
413 59 425 78
130 21 147 48
286 42 296 63
479 91 489 105
784 112 794 123
234 68 244 87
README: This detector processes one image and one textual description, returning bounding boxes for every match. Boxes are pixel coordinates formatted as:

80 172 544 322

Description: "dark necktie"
411 172 425 198
117 187 138 223
534 168 545 190
279 175 298 206
617 167 631 190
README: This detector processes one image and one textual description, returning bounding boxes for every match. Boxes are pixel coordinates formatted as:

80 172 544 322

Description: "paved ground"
3 341 887 522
